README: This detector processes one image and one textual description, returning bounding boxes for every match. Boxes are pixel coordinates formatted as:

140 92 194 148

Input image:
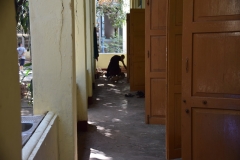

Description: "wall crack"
59 1 64 78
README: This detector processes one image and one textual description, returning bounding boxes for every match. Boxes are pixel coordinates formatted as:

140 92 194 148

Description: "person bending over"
106 55 127 78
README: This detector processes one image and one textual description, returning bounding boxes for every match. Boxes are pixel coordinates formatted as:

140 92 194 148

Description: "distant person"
17 42 26 73
106 55 127 78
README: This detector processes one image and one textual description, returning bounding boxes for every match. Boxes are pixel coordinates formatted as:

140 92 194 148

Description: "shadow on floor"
78 76 166 160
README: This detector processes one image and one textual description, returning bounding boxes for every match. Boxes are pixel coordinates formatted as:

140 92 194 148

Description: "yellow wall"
96 53 127 69
75 0 88 122
0 1 22 160
29 0 78 159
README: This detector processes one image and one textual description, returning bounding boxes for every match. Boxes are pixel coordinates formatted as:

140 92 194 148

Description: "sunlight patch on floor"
88 121 96 125
107 88 121 94
107 84 116 87
21 109 32 116
103 102 117 108
112 118 121 122
121 104 127 109
121 100 128 109
90 148 112 160
103 103 112 106
96 125 113 138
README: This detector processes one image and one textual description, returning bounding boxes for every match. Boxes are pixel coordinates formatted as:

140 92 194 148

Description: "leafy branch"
15 0 30 34
96 0 127 29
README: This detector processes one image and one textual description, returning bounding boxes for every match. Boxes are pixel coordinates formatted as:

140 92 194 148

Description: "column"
29 0 78 159
0 1 22 160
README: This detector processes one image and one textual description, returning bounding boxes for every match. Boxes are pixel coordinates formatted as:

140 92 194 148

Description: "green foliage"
96 0 127 28
105 34 123 53
20 63 33 104
15 0 30 34
20 63 32 83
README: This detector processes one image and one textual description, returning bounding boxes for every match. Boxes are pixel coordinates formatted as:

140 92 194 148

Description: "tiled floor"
20 75 176 160
78 76 167 160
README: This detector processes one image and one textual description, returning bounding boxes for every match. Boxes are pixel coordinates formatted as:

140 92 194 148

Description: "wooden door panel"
182 0 240 159
150 0 167 29
166 0 182 159
150 36 166 72
146 0 167 125
175 0 183 26
173 93 181 147
131 15 145 32
192 108 240 160
192 32 240 98
133 36 145 58
130 9 145 91
132 62 145 90
148 78 166 124
194 0 240 21
174 35 182 85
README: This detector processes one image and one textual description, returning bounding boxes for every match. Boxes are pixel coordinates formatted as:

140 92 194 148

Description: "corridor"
78 76 166 160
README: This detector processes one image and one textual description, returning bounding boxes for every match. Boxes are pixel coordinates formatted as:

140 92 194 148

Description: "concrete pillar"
86 0 93 104
29 0 77 159
91 0 96 87
0 1 22 160
75 0 88 130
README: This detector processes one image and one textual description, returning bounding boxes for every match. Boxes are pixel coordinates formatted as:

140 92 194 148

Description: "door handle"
186 58 189 73
147 0 150 6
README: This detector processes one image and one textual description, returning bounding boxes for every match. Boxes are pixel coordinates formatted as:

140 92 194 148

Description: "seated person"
105 55 127 78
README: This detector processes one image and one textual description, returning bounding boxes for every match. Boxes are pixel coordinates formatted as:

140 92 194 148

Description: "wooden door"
129 9 145 91
182 0 240 159
166 0 182 159
145 0 167 124
127 13 130 83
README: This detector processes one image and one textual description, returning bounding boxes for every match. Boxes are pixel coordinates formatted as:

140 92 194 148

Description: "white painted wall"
29 0 78 159
86 0 93 98
75 0 88 122
91 0 96 85
0 1 22 160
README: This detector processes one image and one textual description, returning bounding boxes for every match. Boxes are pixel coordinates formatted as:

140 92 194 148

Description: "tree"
15 0 30 34
96 0 127 35
96 0 128 53
15 0 31 60
106 34 123 53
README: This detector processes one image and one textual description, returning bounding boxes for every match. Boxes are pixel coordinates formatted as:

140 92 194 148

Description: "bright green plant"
20 63 33 104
